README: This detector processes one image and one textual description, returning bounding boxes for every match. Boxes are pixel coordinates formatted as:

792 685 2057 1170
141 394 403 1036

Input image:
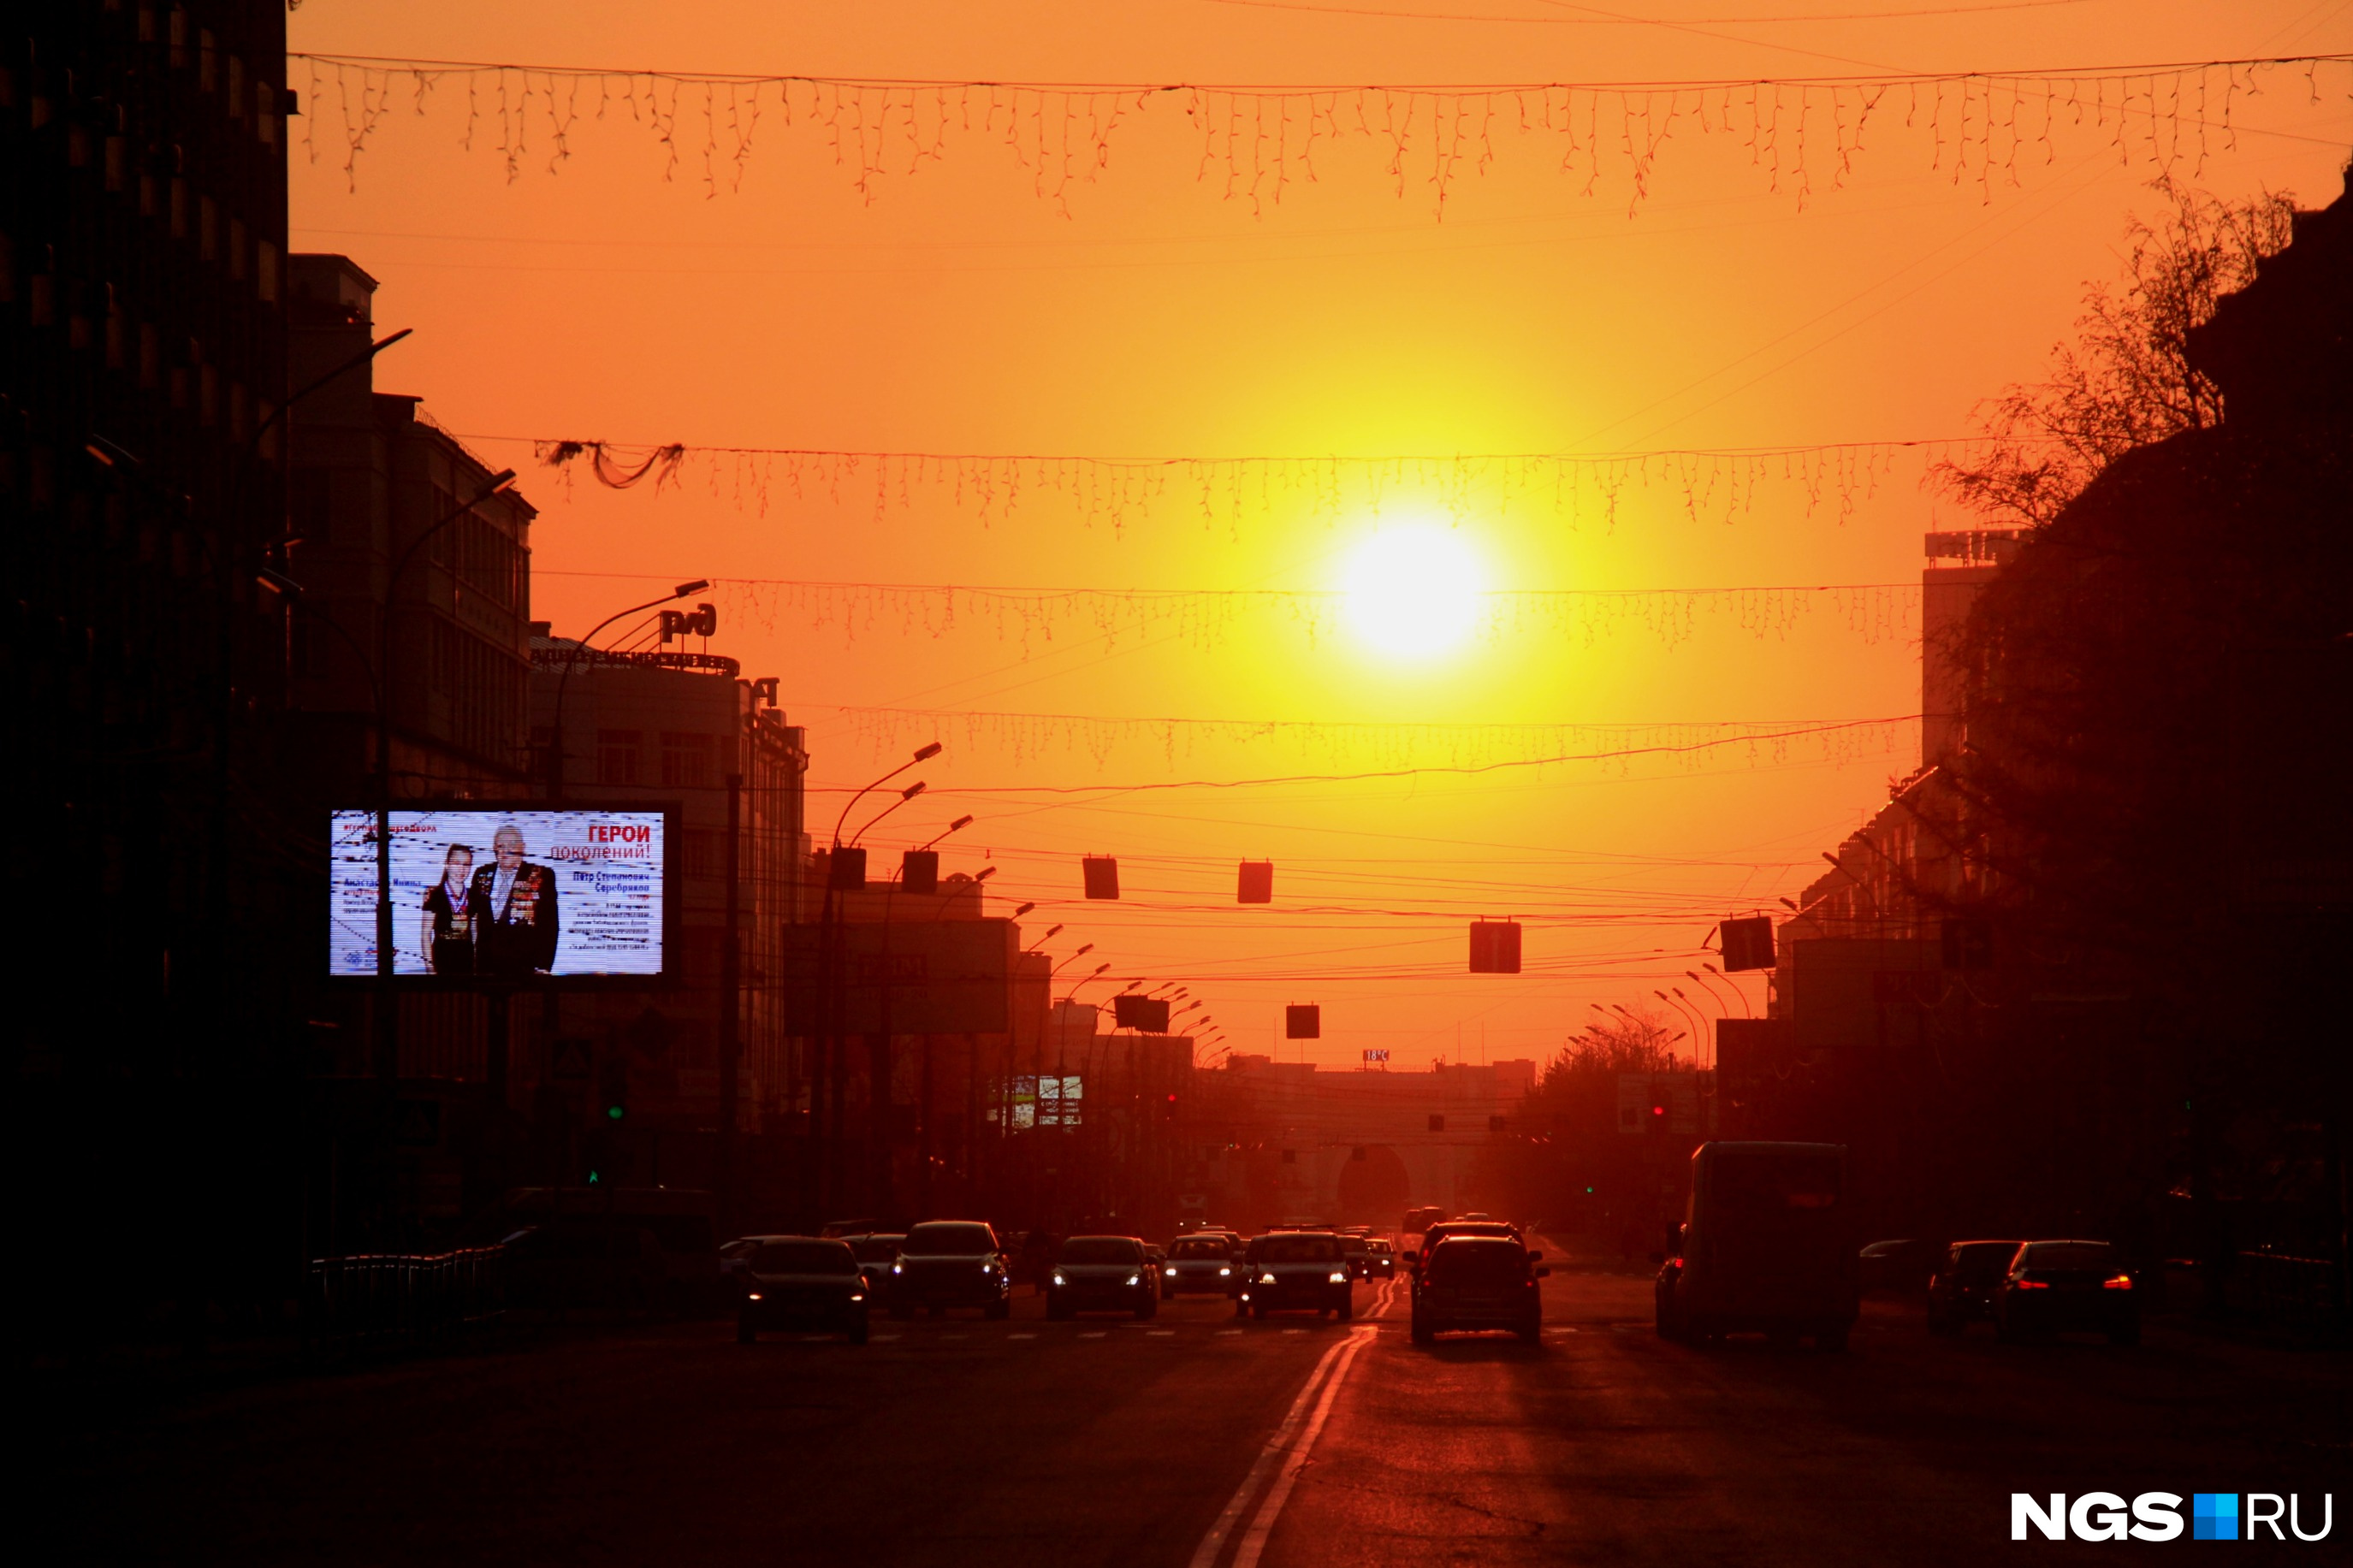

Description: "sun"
1340 522 1490 663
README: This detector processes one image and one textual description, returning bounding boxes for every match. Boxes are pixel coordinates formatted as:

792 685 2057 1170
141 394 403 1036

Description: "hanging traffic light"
1237 861 1274 904
1114 995 1171 1033
1468 920 1522 973
1082 855 1121 899
828 846 868 891
901 848 939 896
1285 1004 1321 1039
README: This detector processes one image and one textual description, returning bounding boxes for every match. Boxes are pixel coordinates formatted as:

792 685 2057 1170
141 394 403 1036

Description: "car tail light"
2102 1273 2133 1290
2013 1279 2050 1290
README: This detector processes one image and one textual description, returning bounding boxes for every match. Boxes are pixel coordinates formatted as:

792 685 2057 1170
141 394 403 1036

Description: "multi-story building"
6 2 296 1329
525 631 809 1214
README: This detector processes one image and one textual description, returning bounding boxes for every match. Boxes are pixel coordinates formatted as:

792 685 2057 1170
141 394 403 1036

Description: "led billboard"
329 808 671 982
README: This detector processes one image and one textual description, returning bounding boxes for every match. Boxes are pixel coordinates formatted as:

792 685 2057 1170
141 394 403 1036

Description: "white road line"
1231 1328 1375 1568
1216 1329 1242 1336
1185 1334 1359 1568
1148 1329 1176 1336
1079 1331 1106 1339
1008 1333 1038 1340
870 1334 902 1341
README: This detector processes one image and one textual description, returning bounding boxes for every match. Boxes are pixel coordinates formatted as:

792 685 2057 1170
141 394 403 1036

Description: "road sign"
1362 1047 1389 1063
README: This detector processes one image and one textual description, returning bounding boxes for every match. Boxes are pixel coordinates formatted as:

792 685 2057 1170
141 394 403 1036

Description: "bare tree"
1931 178 2297 528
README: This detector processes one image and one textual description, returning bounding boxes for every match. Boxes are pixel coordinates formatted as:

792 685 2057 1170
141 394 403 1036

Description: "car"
845 1233 907 1301
889 1220 1013 1318
1411 1234 1547 1344
1994 1240 2139 1345
1655 1141 1857 1350
1402 1205 1446 1240
1239 1230 1354 1320
1405 1220 1522 1276
1364 1237 1397 1278
737 1237 869 1344
720 1234 793 1298
1162 1234 1239 1298
1337 1232 1375 1280
1926 1240 2022 1334
1046 1235 1159 1319
1858 1238 1938 1293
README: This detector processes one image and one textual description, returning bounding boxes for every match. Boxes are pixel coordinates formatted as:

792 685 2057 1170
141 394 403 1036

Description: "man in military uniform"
471 823 560 978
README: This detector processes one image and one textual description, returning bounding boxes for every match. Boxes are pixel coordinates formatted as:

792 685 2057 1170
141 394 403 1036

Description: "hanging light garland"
508 434 2024 530
296 52 2349 210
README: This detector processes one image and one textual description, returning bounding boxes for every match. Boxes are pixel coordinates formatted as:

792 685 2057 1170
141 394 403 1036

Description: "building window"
597 730 641 786
661 732 713 790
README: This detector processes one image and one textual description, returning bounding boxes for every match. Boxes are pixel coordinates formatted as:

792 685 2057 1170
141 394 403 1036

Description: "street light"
1011 902 1035 919
919 814 975 851
548 578 714 799
851 779 928 846
832 743 943 849
1701 961 1756 1017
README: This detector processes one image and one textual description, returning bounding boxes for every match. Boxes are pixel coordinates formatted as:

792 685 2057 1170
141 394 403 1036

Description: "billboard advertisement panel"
329 808 671 982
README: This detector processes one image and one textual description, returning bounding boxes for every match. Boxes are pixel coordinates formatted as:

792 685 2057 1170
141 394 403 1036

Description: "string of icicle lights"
296 52 2351 210
807 708 1917 775
673 576 1925 653
510 435 2018 530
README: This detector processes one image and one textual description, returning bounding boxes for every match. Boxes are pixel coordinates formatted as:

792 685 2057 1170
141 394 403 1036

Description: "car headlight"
1330 1270 1348 1284
746 1292 763 1301
1125 1274 1141 1287
1052 1272 1066 1287
849 1293 864 1303
1259 1271 1277 1285
1165 1267 1177 1276
892 1263 904 1275
1218 1266 1231 1276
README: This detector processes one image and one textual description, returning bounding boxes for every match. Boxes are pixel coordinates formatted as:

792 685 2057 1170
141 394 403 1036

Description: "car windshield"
750 1242 856 1275
1340 1236 1369 1252
1953 1242 2017 1275
1060 1237 1140 1264
849 1237 902 1263
1426 1240 1528 1285
1171 1238 1228 1258
1259 1235 1339 1263
904 1222 996 1257
2020 1242 2118 1271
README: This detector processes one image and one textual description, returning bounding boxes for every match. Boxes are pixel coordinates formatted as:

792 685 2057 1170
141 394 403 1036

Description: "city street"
33 1256 2347 1565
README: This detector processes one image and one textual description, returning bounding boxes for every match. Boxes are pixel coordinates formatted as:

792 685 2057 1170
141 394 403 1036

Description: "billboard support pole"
719 772 743 1239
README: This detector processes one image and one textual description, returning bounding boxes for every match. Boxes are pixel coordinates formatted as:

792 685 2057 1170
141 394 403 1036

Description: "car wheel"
1410 1313 1433 1346
736 1316 756 1345
1517 1318 1540 1345
1251 1303 1267 1320
1046 1299 1070 1322
1337 1295 1354 1322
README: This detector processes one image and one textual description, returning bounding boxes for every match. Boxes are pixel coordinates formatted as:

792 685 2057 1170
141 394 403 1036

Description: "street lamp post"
544 580 714 801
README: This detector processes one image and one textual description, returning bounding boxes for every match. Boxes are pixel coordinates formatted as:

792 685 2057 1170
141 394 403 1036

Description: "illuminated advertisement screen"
329 808 670 982
991 1075 1082 1129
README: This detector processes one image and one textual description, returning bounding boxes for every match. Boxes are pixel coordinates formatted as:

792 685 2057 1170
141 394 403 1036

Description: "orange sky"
283 2 2353 1070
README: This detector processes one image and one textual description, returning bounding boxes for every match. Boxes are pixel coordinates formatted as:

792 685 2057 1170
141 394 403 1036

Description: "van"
1655 1142 1856 1350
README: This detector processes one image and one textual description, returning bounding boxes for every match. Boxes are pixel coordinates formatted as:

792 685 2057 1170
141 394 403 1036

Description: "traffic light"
1082 855 1121 899
1468 920 1522 973
901 848 939 896
1285 1004 1320 1039
1237 861 1274 903
828 845 868 891
598 1059 629 1125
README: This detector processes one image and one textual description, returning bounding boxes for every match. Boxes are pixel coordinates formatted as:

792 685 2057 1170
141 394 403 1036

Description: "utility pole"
719 771 743 1238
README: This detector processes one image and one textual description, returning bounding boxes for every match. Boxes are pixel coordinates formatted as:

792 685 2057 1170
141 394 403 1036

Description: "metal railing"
305 1246 507 1352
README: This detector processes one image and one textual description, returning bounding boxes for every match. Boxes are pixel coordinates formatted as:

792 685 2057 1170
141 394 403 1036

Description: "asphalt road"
32 1255 2349 1565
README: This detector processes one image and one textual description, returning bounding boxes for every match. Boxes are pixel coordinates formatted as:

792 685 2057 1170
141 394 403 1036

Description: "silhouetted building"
6 2 296 1337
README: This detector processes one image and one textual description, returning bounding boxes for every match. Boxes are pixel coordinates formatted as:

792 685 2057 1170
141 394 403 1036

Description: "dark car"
1927 1240 2021 1334
1047 1235 1158 1320
720 1234 791 1298
846 1233 906 1301
1407 1220 1521 1276
1994 1240 2139 1345
1365 1237 1398 1279
1858 1238 1938 1293
738 1238 869 1345
890 1221 1013 1318
1412 1234 1547 1344
1162 1234 1238 1298
1239 1231 1354 1320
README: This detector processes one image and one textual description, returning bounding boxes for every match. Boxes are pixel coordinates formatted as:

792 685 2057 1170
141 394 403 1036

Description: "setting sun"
1339 522 1491 663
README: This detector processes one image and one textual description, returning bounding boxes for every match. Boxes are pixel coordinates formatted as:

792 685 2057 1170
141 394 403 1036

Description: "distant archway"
1334 1144 1411 1225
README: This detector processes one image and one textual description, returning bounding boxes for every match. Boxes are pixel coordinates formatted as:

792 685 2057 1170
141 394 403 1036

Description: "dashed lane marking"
1008 1333 1038 1340
1079 1331 1106 1339
1148 1329 1176 1336
1216 1329 1242 1336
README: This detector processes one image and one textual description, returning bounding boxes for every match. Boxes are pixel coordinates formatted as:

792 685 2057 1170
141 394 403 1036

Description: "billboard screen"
329 808 671 982
989 1075 1082 1129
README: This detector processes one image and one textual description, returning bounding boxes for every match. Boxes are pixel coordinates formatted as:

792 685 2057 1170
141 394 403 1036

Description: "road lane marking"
1008 1333 1038 1340
1231 1329 1375 1568
1079 1331 1106 1339
1187 1332 1361 1568
871 1334 901 1341
1149 1329 1176 1336
1216 1329 1242 1336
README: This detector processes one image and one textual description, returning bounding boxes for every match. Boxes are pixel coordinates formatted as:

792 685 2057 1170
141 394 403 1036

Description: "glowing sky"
284 2 2353 1070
